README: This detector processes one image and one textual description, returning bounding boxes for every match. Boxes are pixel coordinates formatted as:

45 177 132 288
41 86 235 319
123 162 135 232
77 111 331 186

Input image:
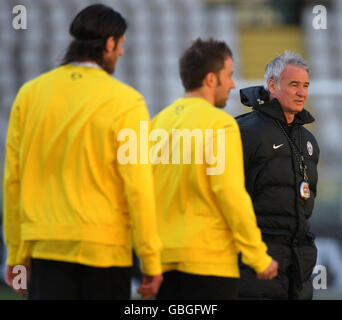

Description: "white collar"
70 61 103 70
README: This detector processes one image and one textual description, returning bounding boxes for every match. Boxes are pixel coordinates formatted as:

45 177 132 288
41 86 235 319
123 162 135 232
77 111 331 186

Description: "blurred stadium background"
1 0 341 300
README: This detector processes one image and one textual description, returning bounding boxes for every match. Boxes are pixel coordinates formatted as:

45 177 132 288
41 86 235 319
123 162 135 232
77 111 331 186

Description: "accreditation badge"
307 141 313 156
300 181 310 200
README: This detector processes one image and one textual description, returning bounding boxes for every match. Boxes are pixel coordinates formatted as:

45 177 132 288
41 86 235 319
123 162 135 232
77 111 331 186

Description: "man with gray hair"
236 51 319 299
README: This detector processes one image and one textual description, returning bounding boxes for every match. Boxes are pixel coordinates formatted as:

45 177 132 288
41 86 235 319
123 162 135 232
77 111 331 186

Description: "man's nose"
297 88 305 97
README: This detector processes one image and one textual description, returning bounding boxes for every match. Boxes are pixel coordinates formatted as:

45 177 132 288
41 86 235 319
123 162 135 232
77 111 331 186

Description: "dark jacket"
236 86 319 300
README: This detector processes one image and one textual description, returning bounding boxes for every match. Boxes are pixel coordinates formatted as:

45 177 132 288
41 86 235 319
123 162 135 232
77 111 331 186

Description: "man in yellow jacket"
3 4 162 299
151 38 278 300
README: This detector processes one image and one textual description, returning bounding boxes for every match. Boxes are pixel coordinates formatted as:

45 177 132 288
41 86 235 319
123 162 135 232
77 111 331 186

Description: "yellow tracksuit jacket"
151 97 271 277
3 65 161 275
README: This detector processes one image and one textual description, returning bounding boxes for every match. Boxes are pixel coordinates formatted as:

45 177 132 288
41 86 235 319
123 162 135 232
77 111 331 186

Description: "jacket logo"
273 143 284 150
307 141 313 156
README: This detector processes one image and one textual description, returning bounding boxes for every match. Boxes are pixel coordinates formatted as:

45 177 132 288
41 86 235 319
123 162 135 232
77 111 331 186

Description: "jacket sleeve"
3 95 22 266
114 98 162 276
208 120 272 274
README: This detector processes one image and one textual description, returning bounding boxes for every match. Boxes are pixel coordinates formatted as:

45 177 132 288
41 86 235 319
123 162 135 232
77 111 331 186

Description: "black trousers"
28 258 132 300
156 270 239 300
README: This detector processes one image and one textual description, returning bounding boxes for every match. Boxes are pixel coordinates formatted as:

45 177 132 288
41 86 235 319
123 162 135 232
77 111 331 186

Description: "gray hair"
264 51 310 91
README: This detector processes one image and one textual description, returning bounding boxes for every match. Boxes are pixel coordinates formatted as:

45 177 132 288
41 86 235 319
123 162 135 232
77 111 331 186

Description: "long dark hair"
61 4 127 67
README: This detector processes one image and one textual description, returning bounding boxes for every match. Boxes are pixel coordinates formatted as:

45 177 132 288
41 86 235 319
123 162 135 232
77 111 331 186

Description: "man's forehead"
281 64 309 81
224 57 233 69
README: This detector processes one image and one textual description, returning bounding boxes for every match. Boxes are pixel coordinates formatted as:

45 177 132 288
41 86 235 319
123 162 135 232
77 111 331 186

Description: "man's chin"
215 104 226 109
215 100 227 109
292 105 304 113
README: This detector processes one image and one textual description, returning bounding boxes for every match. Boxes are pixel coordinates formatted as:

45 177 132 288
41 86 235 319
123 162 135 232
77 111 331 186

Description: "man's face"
213 57 236 108
103 36 125 74
269 64 310 115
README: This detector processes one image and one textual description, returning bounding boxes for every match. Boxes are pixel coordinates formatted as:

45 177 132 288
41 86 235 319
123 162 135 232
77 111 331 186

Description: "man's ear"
268 78 278 95
104 36 115 53
204 72 217 88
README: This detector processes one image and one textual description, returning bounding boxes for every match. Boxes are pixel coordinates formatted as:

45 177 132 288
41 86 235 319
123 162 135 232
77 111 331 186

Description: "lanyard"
276 120 309 183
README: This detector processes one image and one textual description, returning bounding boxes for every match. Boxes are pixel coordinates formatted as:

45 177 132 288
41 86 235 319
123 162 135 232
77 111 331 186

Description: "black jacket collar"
240 86 315 126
